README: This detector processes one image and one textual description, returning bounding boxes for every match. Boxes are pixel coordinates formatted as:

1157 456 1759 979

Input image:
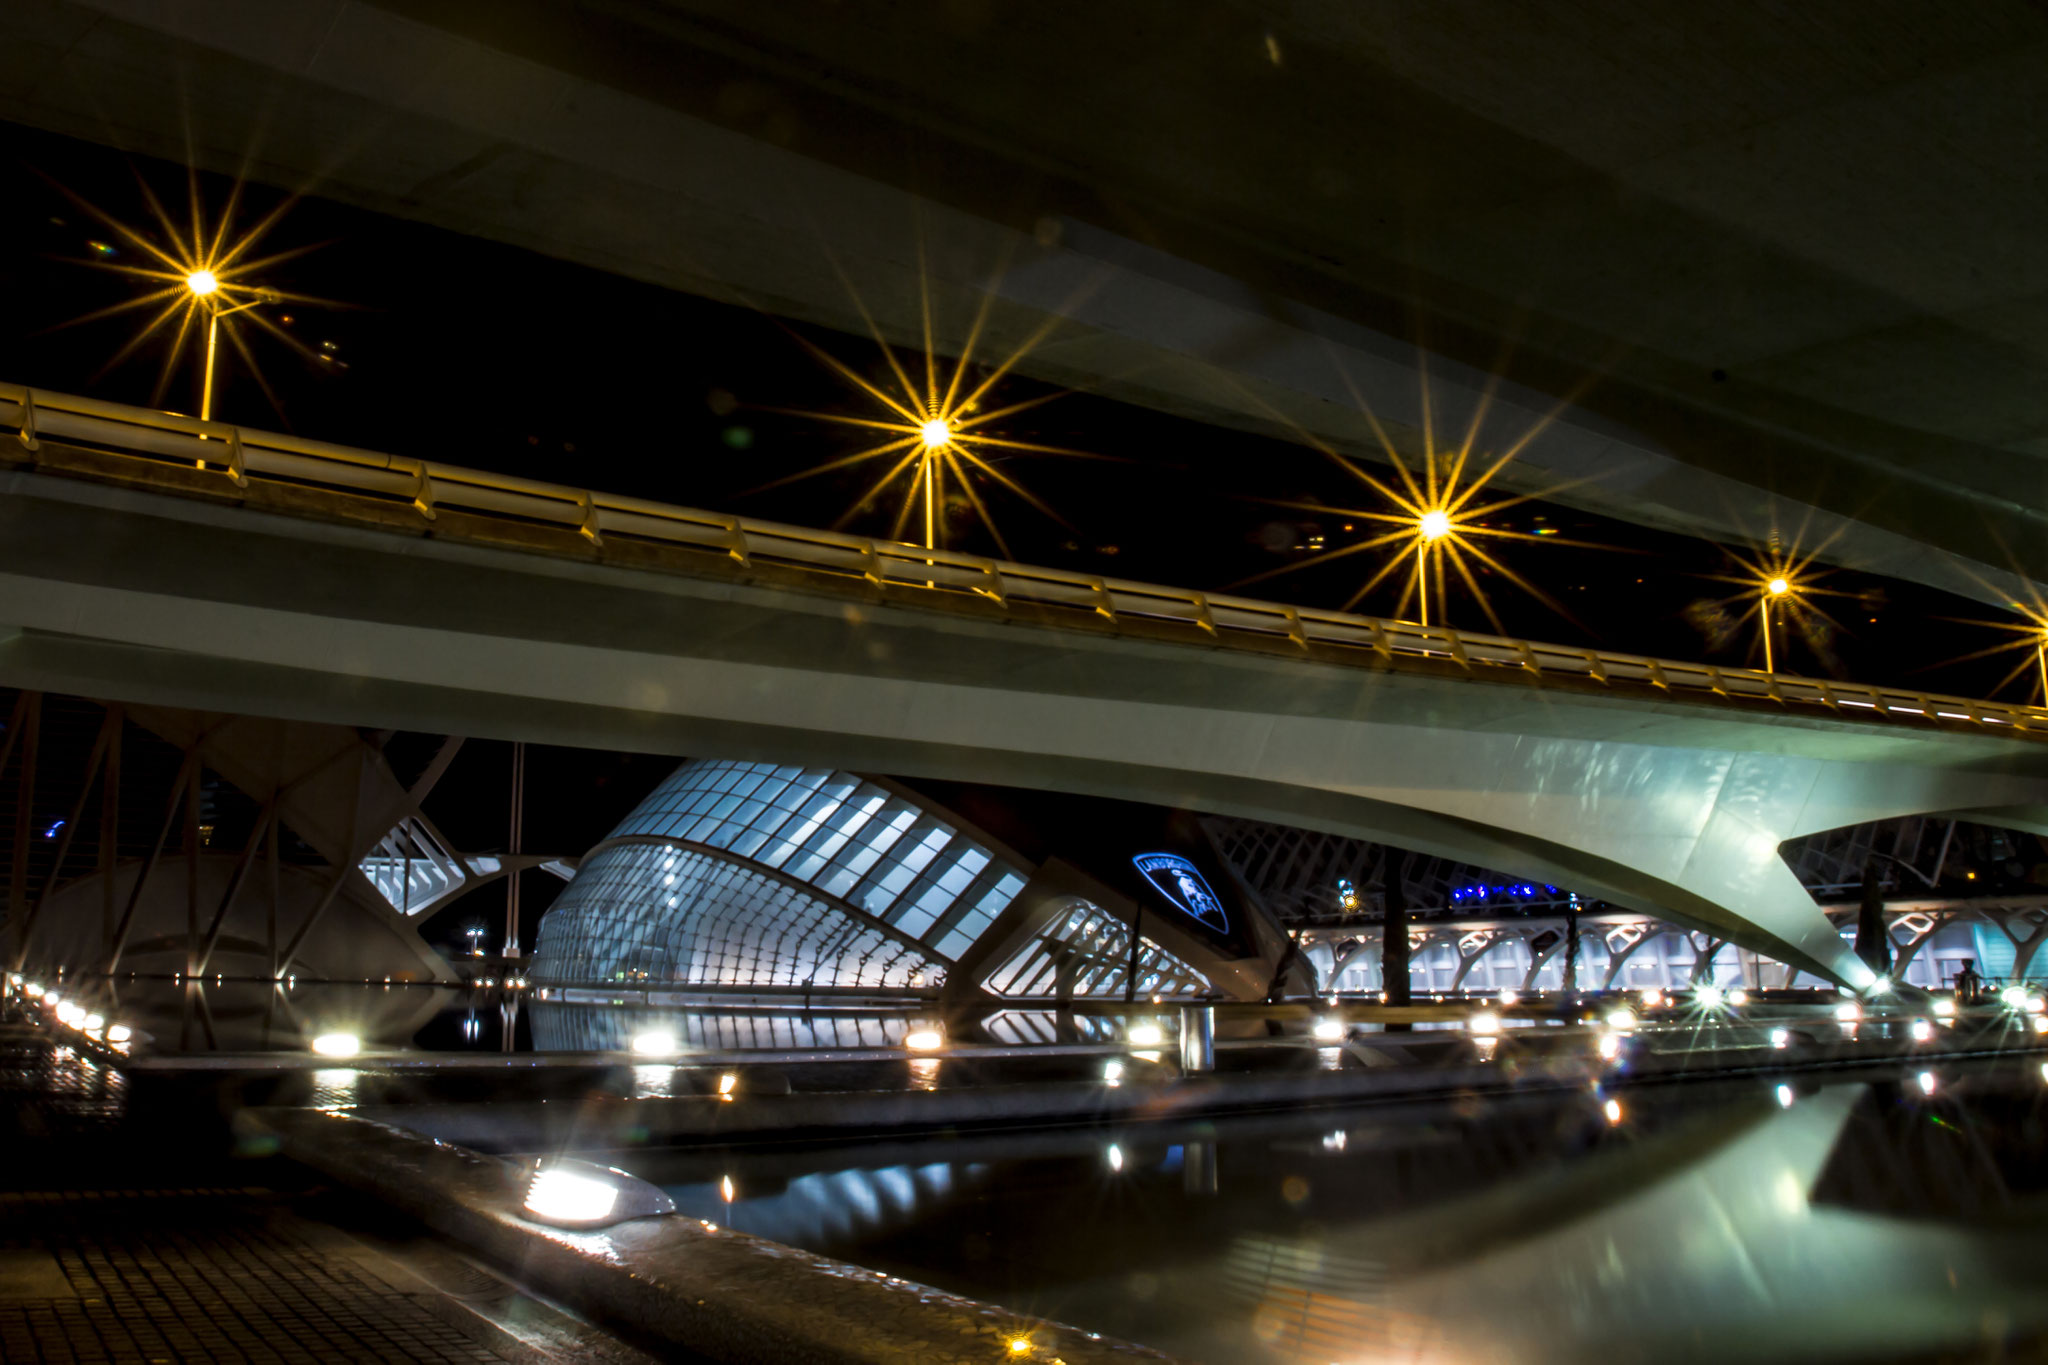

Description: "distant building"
529 758 1261 1001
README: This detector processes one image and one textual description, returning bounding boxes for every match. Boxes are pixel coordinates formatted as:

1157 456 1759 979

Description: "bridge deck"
4 381 2039 743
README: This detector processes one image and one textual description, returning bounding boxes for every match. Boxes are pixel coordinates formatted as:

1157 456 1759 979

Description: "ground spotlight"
1695 984 1724 1009
630 1030 679 1058
1311 1016 1348 1043
1770 1027 1791 1049
310 1033 361 1058
904 1026 945 1052
1127 1021 1165 1048
522 1158 675 1230
1604 1007 1637 1032
1909 1018 1934 1043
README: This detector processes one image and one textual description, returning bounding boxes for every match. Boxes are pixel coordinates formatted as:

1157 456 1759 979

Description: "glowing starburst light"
753 248 1102 555
1760 572 1799 673
1908 539 2048 705
1707 539 1848 677
1234 351 1600 631
1245 441 1587 631
1936 603 2048 706
46 166 334 423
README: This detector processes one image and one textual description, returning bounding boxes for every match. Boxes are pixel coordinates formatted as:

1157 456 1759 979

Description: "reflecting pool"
590 1059 2048 1364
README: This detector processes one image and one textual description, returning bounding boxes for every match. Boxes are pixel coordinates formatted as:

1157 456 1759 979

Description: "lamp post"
917 413 950 551
184 269 278 424
1762 574 1791 673
1416 508 1452 628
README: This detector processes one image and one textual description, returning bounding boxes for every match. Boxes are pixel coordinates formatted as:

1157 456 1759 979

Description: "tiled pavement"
0 1022 659 1364
0 1189 519 1364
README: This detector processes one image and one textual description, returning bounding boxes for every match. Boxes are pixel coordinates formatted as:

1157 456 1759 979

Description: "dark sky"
5 119 2028 689
2 121 2036 947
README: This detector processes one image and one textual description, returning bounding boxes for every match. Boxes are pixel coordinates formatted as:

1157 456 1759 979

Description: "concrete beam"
4 473 2047 982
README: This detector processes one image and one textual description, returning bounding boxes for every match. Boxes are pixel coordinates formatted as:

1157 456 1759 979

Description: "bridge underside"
4 0 2045 607
4 460 2048 984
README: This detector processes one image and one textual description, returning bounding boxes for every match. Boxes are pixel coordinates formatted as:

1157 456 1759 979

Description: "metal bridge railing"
4 379 2045 740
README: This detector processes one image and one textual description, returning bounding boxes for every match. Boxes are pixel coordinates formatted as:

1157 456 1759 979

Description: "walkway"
0 1022 660 1365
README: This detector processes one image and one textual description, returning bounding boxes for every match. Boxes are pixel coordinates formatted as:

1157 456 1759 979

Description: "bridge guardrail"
3 380 2044 739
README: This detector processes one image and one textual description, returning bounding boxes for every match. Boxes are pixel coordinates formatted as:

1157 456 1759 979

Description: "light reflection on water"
50 979 1112 1055
308 1067 361 1111
624 1065 2048 1364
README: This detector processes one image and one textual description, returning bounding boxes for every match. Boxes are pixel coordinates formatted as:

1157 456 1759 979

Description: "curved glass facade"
982 899 1209 998
532 758 1212 996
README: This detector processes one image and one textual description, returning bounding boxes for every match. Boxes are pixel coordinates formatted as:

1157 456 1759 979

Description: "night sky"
1 121 2031 949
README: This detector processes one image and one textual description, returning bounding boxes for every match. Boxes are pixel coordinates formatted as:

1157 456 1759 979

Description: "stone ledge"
260 1108 1184 1365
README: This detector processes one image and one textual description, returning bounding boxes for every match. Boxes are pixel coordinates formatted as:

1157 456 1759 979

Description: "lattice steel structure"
529 759 1212 997
980 900 1210 999
1201 816 1572 926
1210 811 2048 994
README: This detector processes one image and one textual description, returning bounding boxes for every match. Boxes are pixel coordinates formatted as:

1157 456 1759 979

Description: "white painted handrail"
3 380 2042 738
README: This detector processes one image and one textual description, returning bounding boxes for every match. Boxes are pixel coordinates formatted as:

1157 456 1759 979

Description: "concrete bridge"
8 0 2048 609
6 384 2048 983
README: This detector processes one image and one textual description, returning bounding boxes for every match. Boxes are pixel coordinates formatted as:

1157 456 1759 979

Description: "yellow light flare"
752 243 1105 556
1231 350 1602 633
43 166 335 421
1934 600 2048 706
1706 538 1849 677
1241 430 1591 631
1910 541 2048 705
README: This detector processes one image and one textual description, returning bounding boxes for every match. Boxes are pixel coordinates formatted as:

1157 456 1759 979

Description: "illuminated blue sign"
1132 853 1229 933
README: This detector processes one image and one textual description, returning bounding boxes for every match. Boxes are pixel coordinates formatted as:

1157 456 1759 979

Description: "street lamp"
1415 507 1453 628
916 412 953 551
1762 573 1793 673
185 271 279 424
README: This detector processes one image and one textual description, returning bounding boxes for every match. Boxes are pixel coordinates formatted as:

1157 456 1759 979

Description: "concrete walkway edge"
260 1109 1185 1365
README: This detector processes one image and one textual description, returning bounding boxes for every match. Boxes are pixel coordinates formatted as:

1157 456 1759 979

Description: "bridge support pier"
1178 1002 1215 1072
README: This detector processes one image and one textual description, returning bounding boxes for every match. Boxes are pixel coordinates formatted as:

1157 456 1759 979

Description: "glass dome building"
529 758 1217 999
